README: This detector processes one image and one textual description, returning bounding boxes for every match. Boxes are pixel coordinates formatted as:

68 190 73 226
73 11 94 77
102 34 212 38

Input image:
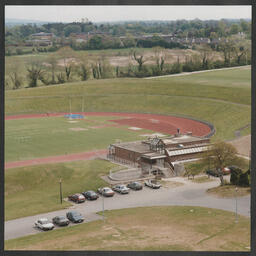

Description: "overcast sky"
5 5 251 23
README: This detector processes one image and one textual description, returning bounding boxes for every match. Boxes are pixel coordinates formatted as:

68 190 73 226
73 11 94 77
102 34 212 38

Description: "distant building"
31 32 55 40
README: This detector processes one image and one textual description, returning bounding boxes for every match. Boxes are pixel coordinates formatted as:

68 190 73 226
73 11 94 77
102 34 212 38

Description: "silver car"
112 184 130 194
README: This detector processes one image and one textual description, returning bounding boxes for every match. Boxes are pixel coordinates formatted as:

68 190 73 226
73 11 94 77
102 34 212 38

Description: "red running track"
5 149 107 169
5 112 212 169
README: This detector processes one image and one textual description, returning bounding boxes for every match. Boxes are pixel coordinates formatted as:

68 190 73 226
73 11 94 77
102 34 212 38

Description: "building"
108 132 210 177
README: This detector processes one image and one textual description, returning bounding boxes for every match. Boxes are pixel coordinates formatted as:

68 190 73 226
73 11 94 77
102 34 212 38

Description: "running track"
5 112 213 169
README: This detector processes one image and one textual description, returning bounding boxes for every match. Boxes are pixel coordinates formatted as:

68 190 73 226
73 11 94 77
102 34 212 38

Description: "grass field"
5 159 119 220
5 206 250 251
207 185 251 198
5 115 155 162
5 67 251 142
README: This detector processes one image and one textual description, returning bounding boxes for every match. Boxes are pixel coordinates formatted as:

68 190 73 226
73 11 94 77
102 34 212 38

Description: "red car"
68 193 85 203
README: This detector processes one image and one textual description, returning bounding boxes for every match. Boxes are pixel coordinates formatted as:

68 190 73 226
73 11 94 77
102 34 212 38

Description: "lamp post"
59 178 62 204
235 187 238 223
102 195 105 223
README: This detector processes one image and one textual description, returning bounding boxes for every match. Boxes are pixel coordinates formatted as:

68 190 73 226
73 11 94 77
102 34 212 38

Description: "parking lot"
5 177 250 240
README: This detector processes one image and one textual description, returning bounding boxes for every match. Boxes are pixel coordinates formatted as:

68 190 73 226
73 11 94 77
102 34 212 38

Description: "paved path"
144 65 251 79
5 177 250 240
5 149 107 169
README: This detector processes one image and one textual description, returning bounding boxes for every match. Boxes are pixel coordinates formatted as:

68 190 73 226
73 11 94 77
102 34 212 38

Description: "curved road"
5 177 250 241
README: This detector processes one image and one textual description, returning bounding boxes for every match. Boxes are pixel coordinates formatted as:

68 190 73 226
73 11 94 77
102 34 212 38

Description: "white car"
35 218 54 231
112 184 130 194
145 179 161 189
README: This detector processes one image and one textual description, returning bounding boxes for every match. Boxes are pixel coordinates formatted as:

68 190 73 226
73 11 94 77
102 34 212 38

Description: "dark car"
82 190 99 200
52 216 70 226
68 193 85 203
206 169 220 177
127 181 143 190
66 211 84 223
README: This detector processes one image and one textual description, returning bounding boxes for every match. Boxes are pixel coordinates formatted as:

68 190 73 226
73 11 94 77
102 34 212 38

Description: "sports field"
5 68 251 154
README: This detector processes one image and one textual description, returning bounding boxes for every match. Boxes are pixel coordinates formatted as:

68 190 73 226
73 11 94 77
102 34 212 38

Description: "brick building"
108 132 210 176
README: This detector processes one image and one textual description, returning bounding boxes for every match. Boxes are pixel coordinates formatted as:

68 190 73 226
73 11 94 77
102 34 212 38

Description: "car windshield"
59 216 66 220
104 188 111 192
73 212 82 217
89 191 96 195
41 219 50 224
120 185 126 189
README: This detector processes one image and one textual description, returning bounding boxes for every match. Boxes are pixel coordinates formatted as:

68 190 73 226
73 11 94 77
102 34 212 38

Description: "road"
5 177 250 241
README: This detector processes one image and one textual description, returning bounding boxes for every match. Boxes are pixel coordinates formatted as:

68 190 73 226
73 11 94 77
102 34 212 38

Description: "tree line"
5 43 251 90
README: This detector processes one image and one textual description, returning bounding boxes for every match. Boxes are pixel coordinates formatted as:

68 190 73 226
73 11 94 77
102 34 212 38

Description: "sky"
5 5 251 23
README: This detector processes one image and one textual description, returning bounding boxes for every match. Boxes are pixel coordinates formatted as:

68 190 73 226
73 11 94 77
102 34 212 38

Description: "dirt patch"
229 135 251 157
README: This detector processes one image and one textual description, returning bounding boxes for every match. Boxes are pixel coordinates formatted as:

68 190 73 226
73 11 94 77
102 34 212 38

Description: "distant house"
28 32 56 46
31 32 55 40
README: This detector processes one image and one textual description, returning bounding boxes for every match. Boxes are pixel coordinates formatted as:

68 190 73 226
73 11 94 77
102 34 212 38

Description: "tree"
64 24 81 37
46 54 57 84
26 62 45 87
77 53 90 81
153 47 166 73
200 141 239 186
57 47 76 81
131 49 147 72
9 64 22 89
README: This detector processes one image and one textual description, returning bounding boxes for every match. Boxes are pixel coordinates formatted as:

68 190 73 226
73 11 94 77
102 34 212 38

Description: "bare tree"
26 62 45 87
153 47 166 72
77 53 90 81
47 54 57 84
131 49 147 72
57 46 76 81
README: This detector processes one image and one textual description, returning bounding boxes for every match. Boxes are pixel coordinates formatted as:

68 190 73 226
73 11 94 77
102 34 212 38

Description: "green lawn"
5 116 154 162
5 206 250 251
5 159 118 220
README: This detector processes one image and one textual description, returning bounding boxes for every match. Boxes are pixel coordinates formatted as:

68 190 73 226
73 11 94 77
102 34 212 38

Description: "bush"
230 166 243 185
238 172 250 187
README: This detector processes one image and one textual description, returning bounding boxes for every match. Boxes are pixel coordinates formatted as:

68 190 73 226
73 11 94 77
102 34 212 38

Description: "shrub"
238 172 250 187
230 166 243 185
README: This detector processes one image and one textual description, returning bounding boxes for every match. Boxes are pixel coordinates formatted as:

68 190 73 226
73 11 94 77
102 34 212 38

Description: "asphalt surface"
5 177 250 241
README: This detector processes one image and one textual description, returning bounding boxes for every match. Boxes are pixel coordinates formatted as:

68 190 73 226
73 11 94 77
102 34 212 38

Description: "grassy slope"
5 67 251 142
5 159 118 220
5 116 154 162
5 206 250 251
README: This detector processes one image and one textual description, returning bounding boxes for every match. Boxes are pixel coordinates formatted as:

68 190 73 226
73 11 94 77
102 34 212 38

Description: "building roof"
161 135 206 145
141 152 166 160
112 141 150 153
166 146 209 156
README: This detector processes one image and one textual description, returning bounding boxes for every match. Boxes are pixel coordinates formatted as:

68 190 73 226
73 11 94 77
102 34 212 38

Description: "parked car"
222 167 231 175
206 169 220 177
52 216 70 226
144 179 161 189
66 211 84 223
112 184 130 194
127 181 143 190
97 187 115 197
68 193 85 203
82 190 99 200
35 218 54 231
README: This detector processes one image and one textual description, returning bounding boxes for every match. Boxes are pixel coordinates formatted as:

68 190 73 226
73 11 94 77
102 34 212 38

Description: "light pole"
59 178 62 204
235 187 238 223
102 195 105 223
